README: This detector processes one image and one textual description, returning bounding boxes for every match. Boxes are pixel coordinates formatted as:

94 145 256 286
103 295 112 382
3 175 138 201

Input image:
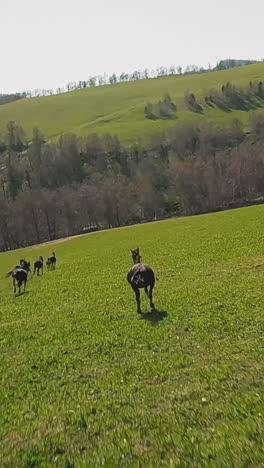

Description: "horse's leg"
134 288 141 314
24 280 26 293
144 286 149 297
33 267 36 276
13 279 16 294
149 285 155 309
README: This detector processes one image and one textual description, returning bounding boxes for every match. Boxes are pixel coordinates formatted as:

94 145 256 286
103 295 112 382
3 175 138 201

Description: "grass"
1 63 264 143
0 205 263 466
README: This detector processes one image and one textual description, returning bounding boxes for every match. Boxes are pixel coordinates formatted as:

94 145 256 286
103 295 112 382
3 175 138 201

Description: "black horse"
46 252 56 270
7 260 31 294
127 247 155 314
33 256 44 276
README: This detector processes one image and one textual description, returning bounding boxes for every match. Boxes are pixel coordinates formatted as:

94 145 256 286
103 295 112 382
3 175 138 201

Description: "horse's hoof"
137 310 142 314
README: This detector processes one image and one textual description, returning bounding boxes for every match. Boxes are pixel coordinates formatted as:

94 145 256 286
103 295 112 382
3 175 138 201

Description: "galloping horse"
46 252 56 270
33 256 44 276
7 260 31 294
127 247 155 314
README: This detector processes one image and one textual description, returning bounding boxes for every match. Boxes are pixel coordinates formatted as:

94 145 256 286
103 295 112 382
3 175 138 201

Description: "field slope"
1 63 264 142
0 205 263 466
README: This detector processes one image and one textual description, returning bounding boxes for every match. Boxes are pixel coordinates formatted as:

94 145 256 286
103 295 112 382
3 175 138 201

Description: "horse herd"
6 252 56 295
6 247 155 314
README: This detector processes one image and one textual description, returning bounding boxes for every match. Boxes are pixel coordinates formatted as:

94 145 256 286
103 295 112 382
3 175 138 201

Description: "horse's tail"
6 271 12 278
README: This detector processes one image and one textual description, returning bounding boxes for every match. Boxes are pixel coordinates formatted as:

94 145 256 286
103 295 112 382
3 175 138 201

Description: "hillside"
0 205 263 465
1 62 264 142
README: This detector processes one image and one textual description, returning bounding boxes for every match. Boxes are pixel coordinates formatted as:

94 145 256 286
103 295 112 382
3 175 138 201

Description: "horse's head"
131 247 142 264
40 256 43 262
52 252 56 257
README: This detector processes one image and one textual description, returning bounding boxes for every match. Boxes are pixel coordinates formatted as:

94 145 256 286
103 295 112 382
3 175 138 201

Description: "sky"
1 0 264 93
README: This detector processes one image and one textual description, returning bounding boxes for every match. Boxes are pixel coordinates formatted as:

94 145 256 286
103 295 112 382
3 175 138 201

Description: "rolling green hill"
0 205 263 465
1 63 264 143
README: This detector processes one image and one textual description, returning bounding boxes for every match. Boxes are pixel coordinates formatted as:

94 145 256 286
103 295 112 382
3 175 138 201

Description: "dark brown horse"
33 256 44 276
127 247 155 314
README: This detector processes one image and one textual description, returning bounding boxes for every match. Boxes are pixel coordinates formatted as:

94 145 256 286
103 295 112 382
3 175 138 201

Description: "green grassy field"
1 63 264 143
0 205 263 466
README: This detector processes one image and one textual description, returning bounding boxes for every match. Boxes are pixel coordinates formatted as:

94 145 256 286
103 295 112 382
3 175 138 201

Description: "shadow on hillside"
140 309 168 325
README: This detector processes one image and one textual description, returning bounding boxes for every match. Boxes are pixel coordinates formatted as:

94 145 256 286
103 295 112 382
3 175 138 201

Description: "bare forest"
0 114 264 251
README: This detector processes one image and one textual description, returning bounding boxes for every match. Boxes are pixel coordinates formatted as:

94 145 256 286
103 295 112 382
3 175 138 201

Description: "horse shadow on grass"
14 291 30 298
140 308 168 325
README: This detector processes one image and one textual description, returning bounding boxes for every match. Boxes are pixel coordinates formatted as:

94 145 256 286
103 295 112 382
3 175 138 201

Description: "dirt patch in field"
32 229 107 248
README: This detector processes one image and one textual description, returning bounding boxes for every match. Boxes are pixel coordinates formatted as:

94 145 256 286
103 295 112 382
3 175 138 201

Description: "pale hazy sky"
1 0 263 93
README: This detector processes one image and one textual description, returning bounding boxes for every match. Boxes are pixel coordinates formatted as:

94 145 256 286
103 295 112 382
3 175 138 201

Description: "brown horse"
127 247 155 314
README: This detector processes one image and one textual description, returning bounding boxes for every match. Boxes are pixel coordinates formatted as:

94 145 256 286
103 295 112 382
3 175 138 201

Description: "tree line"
0 113 264 251
1 59 260 104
